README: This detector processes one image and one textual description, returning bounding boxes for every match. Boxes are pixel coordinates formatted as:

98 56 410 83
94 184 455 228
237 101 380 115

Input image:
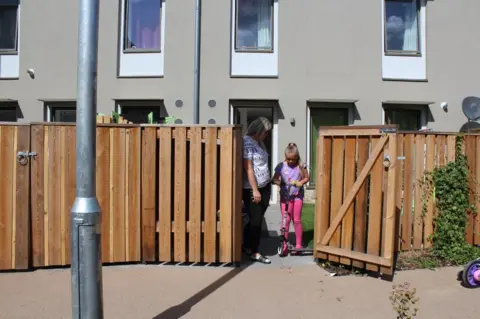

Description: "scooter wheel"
462 259 480 288
277 243 288 257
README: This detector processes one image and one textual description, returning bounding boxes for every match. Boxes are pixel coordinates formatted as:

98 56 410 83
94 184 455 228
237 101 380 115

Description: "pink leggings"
280 198 303 248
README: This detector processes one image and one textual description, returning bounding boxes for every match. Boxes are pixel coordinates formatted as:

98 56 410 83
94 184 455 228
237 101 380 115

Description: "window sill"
0 77 19 80
384 51 421 58
116 75 164 79
230 75 278 79
122 49 162 54
234 49 274 54
0 51 19 56
382 78 428 83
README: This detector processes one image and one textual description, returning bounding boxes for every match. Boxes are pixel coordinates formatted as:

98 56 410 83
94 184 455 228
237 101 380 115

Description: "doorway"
231 105 278 204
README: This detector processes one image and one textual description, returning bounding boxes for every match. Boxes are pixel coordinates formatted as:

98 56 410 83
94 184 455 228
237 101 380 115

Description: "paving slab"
1 265 478 319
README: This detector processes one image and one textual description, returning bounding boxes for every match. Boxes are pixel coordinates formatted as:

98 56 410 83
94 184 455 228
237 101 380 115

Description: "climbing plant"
421 135 480 264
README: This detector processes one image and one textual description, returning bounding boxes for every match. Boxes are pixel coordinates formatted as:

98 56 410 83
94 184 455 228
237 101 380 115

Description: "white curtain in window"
402 1 418 51
256 0 272 49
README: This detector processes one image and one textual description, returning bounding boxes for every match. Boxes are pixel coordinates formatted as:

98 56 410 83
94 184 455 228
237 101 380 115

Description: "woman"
242 117 273 264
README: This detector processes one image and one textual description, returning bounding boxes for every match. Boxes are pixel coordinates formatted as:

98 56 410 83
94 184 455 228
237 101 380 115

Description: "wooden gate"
314 126 398 275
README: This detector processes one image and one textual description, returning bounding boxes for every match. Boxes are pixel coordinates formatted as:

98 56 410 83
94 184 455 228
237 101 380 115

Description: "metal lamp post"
70 0 104 317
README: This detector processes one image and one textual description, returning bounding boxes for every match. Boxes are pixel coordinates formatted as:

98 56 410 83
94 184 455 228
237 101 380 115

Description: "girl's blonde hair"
284 142 307 177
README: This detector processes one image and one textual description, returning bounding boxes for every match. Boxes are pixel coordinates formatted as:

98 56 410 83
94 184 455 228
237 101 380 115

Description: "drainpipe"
193 0 201 124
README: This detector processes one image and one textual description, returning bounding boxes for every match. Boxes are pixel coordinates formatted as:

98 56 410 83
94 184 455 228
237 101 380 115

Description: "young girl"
272 143 310 250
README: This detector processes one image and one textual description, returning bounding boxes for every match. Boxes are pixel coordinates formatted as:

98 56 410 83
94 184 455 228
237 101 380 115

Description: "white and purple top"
275 162 307 201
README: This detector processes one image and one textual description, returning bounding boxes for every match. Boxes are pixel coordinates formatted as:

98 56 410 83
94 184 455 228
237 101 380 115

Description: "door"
313 126 398 275
232 106 275 202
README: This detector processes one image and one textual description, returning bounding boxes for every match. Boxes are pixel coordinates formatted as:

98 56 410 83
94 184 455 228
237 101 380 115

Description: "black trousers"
243 184 271 254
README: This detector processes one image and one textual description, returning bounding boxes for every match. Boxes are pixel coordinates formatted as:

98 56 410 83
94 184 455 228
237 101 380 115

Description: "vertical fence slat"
423 135 435 248
97 127 111 262
141 127 157 262
127 128 141 262
59 127 67 265
174 127 187 262
329 137 344 263
366 137 383 272
111 128 126 262
13 126 30 270
0 127 13 270
64 127 76 265
158 127 172 262
352 137 368 269
340 137 355 266
203 128 217 262
465 136 476 244
413 134 425 249
381 134 397 275
47 126 59 265
437 135 446 167
402 134 414 251
232 128 243 263
446 135 456 162
31 125 45 267
394 134 404 253
315 137 331 260
219 128 233 263
188 127 202 262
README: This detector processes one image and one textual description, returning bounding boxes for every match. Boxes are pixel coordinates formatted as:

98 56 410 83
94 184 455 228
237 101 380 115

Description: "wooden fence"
395 133 480 251
0 123 242 271
314 126 480 274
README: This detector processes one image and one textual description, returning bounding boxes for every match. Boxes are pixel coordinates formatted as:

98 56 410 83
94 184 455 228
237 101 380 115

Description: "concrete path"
1 264 478 319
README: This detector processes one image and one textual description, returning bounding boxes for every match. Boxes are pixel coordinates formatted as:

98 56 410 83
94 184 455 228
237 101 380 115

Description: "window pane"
236 0 273 50
121 106 161 124
0 107 17 122
385 0 419 52
310 108 348 185
385 109 421 131
54 109 76 122
125 0 161 50
0 6 18 51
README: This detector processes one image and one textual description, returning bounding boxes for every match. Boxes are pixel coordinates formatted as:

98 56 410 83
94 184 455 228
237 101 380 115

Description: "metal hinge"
379 128 397 134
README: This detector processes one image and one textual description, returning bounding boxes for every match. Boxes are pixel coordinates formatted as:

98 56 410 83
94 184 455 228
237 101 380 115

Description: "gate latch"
17 151 37 166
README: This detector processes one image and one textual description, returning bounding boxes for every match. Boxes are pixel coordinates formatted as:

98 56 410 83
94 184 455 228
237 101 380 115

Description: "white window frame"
115 100 167 124
381 0 426 81
306 105 353 187
381 105 428 130
230 0 278 77
118 0 166 77
45 102 76 123
0 0 20 78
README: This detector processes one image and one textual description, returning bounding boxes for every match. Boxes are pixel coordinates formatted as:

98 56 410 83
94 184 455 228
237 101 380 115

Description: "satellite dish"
460 121 480 133
462 96 480 121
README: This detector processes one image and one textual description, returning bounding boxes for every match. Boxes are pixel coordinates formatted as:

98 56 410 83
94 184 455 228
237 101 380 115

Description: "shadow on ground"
152 231 312 318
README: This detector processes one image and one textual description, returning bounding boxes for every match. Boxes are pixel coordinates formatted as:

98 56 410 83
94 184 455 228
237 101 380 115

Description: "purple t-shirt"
275 162 307 201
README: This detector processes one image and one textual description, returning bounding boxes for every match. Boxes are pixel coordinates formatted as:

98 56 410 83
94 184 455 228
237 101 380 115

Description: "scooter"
277 183 314 257
462 258 480 288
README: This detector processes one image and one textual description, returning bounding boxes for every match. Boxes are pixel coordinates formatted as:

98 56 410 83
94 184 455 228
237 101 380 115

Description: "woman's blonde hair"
246 117 272 138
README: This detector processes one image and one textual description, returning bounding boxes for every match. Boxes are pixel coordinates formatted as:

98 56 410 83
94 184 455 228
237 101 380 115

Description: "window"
118 102 164 124
0 102 17 121
47 103 76 122
235 0 273 51
384 0 420 55
123 0 161 52
384 107 424 131
0 0 19 53
309 108 349 185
